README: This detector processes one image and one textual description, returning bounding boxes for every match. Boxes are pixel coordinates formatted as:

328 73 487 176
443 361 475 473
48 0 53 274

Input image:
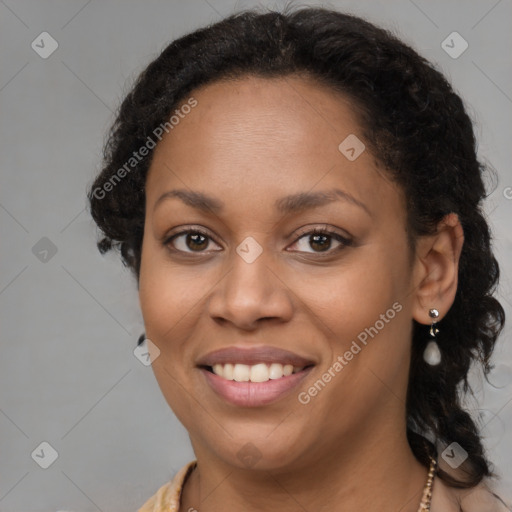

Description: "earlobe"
411 212 464 325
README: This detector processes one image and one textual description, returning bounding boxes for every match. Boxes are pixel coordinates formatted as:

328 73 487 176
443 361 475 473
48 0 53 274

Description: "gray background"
1 0 511 510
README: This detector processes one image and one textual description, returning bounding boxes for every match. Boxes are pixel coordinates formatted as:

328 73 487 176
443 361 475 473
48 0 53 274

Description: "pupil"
311 234 330 252
184 233 332 252
188 233 207 250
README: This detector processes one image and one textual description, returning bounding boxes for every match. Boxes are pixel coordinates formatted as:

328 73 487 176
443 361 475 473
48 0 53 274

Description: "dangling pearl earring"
423 308 441 366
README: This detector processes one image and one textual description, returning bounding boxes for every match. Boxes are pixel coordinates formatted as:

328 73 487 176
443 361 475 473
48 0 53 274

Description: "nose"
207 244 294 331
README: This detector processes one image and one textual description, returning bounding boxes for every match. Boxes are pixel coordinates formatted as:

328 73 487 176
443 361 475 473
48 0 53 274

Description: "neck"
180 421 429 512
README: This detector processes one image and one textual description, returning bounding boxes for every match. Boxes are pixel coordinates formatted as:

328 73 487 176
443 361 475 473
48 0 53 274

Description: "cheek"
293 237 412 392
138 240 199 365
330 242 412 393
138 237 230 388
294 255 411 426
292 253 402 339
138 243 206 423
139 237 206 335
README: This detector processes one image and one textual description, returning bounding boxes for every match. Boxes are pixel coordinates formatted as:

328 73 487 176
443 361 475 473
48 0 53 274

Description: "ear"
411 213 464 325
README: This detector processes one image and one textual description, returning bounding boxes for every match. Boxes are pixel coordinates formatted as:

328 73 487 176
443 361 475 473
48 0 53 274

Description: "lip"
196 346 316 367
200 365 314 407
196 346 316 407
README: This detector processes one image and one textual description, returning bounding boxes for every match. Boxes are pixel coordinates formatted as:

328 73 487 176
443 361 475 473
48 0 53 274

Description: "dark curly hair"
87 5 505 489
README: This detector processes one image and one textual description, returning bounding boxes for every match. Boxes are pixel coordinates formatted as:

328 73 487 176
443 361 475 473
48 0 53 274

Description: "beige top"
138 461 197 512
137 460 511 512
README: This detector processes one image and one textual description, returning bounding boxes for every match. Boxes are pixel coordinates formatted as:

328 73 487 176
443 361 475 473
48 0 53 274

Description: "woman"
88 6 510 511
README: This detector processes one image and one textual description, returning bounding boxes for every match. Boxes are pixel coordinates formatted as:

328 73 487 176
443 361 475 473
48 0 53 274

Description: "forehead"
145 74 401 218
151 74 364 166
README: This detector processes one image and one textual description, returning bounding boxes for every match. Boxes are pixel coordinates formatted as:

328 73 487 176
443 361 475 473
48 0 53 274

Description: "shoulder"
137 461 197 512
432 477 511 512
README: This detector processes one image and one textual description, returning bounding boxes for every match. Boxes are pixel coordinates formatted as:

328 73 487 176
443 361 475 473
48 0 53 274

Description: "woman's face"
139 75 420 471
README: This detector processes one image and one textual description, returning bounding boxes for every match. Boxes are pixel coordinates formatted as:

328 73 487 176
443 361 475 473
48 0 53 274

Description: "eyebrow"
153 188 371 216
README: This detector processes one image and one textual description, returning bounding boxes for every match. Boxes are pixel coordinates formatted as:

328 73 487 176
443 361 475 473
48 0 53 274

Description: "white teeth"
223 363 234 380
233 363 250 382
213 364 224 377
269 363 284 380
250 363 269 382
210 362 305 382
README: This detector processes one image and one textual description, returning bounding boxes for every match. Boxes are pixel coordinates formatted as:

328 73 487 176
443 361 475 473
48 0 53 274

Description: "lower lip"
200 367 314 407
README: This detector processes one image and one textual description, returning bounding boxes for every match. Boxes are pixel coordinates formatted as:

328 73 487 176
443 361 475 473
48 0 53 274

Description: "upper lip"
196 346 316 368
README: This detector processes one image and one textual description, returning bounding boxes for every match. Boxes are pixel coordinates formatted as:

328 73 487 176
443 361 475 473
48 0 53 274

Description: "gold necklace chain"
417 457 437 511
184 456 438 511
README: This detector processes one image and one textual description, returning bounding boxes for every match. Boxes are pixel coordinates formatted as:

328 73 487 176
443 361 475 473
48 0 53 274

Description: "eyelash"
163 226 353 256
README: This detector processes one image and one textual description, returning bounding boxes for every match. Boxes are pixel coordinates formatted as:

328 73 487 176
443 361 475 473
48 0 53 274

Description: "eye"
164 228 222 254
164 226 352 256
289 227 353 254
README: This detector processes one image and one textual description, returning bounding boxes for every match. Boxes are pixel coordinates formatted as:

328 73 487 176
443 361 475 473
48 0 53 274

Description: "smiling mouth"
200 362 314 383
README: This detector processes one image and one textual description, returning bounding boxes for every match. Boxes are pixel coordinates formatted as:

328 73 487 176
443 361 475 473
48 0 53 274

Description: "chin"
208 432 308 472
